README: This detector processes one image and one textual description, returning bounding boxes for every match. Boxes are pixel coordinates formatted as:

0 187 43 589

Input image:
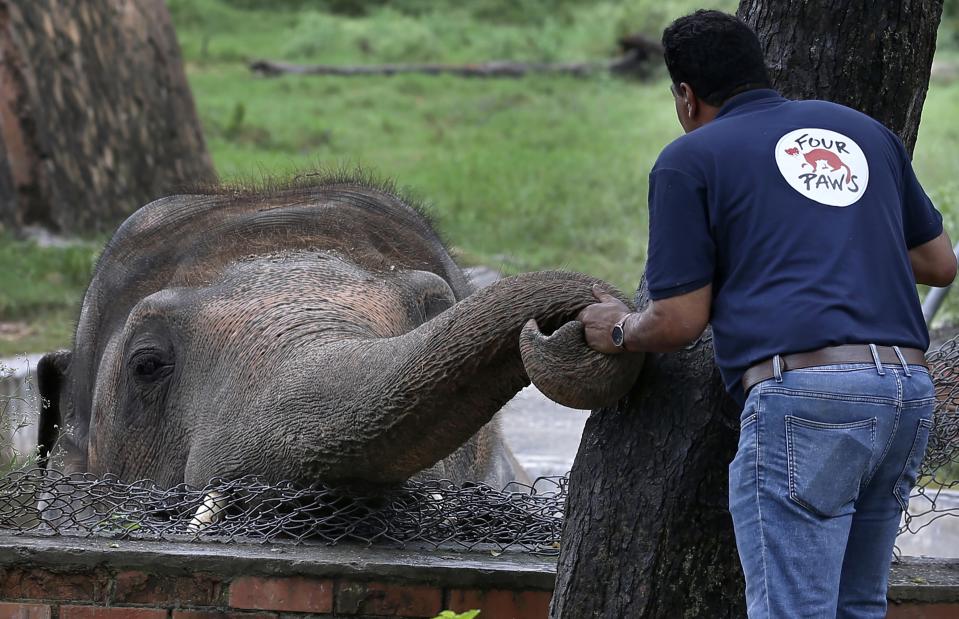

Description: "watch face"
611 325 625 347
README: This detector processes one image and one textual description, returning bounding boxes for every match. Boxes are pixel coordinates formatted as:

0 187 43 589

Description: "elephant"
36 173 642 491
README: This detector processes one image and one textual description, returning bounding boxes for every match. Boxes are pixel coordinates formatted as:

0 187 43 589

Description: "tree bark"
550 283 744 618
0 138 14 229
551 3 944 617
0 0 214 234
738 0 944 156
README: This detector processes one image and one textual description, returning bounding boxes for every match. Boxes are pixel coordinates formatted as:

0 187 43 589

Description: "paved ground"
498 386 588 481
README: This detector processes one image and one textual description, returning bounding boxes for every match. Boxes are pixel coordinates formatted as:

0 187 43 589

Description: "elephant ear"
36 350 71 469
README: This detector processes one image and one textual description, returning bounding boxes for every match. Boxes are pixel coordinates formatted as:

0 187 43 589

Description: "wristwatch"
611 313 632 349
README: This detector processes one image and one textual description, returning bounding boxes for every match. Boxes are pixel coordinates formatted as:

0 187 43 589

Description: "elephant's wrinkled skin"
37 177 642 489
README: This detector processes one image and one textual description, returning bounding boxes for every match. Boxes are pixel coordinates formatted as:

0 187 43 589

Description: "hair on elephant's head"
37 172 642 489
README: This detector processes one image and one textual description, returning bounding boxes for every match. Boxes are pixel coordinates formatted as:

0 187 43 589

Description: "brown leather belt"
742 344 927 395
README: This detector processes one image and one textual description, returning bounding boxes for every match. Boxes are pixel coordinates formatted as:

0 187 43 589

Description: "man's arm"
578 284 711 354
910 230 957 288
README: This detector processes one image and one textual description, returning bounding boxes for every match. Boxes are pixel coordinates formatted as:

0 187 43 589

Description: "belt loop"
893 345 912 377
869 344 885 376
773 354 783 382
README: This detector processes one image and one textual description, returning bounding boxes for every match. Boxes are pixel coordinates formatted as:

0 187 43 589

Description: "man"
578 10 957 619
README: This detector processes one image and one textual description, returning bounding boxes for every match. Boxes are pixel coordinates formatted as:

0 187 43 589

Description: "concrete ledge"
0 534 557 590
889 556 959 603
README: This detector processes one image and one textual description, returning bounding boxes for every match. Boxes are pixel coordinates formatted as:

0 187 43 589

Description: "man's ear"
36 350 71 469
679 82 698 118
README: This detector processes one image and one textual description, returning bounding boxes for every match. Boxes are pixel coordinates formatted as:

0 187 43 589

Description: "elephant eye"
129 350 172 383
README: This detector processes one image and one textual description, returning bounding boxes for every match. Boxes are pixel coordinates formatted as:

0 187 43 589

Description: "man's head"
662 10 771 132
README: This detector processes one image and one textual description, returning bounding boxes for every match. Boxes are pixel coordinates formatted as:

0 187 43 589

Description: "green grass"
192 67 672 284
168 0 733 65
3 0 959 355
0 234 100 356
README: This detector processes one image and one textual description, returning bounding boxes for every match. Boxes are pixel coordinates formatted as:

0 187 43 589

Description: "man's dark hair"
662 10 771 107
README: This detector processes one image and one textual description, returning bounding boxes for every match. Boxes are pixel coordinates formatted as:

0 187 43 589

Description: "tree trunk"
0 0 214 234
550 283 744 618
551 2 943 616
738 0 944 156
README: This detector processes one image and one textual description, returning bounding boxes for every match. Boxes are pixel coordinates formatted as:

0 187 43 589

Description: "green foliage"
433 611 481 619
282 9 449 63
943 0 959 48
169 0 738 66
223 0 317 11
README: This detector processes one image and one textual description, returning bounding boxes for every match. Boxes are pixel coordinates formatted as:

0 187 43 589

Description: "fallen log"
251 58 615 78
250 48 657 79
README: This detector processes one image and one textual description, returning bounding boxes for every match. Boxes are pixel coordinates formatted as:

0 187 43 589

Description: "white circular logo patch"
774 128 869 207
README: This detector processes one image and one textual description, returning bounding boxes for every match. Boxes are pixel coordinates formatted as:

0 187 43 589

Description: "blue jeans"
728 361 935 618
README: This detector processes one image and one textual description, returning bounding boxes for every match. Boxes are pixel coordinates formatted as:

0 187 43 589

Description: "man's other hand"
578 285 631 354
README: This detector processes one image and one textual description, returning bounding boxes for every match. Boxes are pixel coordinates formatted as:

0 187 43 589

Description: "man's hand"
577 285 631 354
579 283 712 355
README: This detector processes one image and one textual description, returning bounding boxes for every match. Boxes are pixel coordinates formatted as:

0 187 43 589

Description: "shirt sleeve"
900 155 943 249
645 167 715 300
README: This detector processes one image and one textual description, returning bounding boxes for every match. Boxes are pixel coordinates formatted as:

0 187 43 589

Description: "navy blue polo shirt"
645 88 942 405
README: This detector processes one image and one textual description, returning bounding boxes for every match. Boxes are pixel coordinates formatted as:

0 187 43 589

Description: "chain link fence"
1 337 959 554
899 336 959 537
0 469 567 553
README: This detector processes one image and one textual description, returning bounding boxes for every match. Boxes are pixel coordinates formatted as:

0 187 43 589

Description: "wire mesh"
0 469 566 553
899 335 959 536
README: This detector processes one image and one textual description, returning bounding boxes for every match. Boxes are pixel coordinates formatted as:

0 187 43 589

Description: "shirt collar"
716 88 786 119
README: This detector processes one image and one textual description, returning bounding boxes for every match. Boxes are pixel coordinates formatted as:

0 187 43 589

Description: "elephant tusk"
188 490 228 532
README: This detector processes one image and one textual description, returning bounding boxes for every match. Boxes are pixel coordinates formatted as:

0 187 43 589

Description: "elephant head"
37 175 642 489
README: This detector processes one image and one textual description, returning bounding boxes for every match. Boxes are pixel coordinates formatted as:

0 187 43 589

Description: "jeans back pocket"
786 415 876 517
895 417 934 513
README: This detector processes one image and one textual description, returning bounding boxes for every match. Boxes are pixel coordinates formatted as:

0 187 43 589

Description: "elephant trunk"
302 271 643 485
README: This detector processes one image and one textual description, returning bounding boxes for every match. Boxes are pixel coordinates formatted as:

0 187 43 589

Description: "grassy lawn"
0 235 100 356
3 0 958 356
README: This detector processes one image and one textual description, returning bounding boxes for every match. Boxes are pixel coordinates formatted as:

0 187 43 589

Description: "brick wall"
0 534 955 618
0 535 553 618
0 569 551 618
886 557 959 619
